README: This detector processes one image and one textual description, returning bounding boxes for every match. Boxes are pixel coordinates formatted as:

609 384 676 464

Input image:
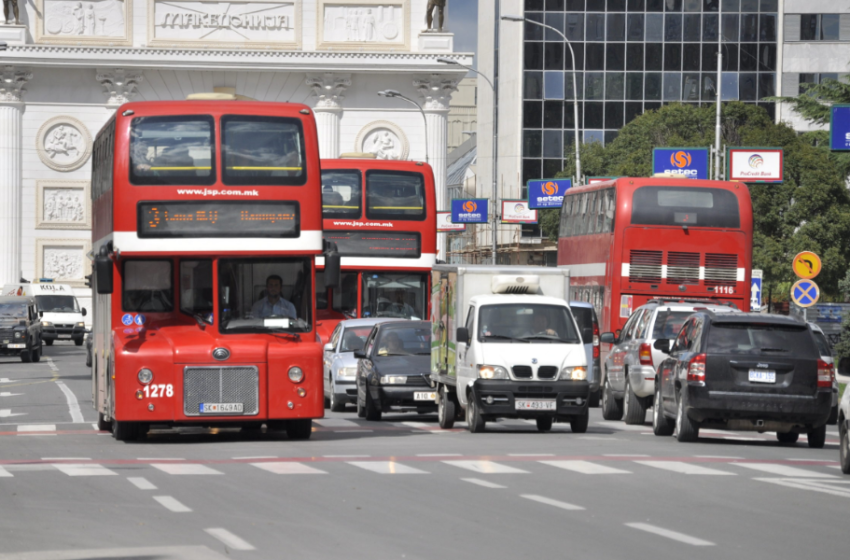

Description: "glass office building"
520 0 779 187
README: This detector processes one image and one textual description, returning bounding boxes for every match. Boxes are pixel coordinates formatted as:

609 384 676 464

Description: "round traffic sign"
793 251 822 279
791 279 820 308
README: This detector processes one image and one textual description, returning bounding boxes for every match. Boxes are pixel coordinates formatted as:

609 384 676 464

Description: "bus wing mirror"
600 332 615 344
653 339 671 353
456 327 469 344
95 255 113 295
324 242 341 289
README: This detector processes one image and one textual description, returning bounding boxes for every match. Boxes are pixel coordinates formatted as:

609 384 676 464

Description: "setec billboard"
830 104 850 151
527 178 571 209
652 148 709 179
727 148 783 183
501 200 538 224
450 198 488 224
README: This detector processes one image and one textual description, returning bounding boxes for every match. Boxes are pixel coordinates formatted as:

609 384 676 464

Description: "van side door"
456 305 476 403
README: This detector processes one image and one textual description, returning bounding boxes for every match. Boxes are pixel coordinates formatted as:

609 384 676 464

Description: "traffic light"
84 274 92 288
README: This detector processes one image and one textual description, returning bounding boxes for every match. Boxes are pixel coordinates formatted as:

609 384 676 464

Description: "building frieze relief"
36 180 92 230
35 0 132 46
317 0 409 51
35 238 92 287
36 116 93 172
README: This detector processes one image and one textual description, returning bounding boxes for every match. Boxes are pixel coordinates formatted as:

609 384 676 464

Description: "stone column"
96 69 143 106
0 66 31 285
306 73 351 159
415 74 458 261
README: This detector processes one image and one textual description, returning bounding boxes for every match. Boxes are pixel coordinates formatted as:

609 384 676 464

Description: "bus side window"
603 189 615 232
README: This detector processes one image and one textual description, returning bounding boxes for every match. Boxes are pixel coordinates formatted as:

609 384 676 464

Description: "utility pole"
714 4 723 181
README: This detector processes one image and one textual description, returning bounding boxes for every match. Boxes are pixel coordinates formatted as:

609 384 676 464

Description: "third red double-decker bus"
315 158 437 342
557 177 753 341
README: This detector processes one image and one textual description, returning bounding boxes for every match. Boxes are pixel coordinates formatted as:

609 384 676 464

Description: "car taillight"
817 359 834 389
592 322 600 360
639 343 653 366
687 353 706 384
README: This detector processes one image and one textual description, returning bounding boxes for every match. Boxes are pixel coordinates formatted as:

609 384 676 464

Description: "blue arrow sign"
750 277 762 309
791 279 820 308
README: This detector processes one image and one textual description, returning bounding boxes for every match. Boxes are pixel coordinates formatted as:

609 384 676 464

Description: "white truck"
2 282 87 346
430 265 590 433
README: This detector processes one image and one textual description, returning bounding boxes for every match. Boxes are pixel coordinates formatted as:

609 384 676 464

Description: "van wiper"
482 334 528 343
518 334 570 342
760 347 788 353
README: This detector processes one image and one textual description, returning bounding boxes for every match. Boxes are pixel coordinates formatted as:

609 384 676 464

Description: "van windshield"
36 295 79 313
478 304 581 344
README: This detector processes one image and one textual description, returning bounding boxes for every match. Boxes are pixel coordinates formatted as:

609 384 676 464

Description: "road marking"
0 466 12 477
540 460 632 474
579 436 622 441
786 458 838 463
138 457 185 461
18 424 56 432
314 418 359 427
595 422 651 432
204 528 256 551
42 457 91 461
45 358 59 372
54 380 85 423
347 461 430 474
53 464 118 477
443 460 530 474
151 463 223 475
234 456 278 460
154 496 192 512
0 379 17 384
0 392 22 398
723 436 764 441
334 429 373 433
636 461 735 476
604 454 650 457
462 478 506 489
733 463 837 478
695 455 743 459
417 453 463 457
626 523 714 546
252 462 327 475
520 494 585 511
128 477 157 490
508 453 556 457
0 410 26 418
755 478 850 498
324 454 370 458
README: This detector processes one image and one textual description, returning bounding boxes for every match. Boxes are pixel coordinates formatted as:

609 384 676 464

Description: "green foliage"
768 76 850 126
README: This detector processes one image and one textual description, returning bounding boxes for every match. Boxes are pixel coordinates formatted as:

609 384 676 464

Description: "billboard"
728 148 783 183
501 200 538 224
652 147 709 179
830 104 850 151
450 198 488 224
527 178 571 209
437 211 465 231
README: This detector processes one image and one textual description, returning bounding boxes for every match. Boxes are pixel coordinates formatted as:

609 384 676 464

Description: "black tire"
466 394 486 433
623 380 647 425
776 431 799 444
96 412 112 432
74 338 84 347
601 378 623 421
570 411 589 433
588 390 600 408
112 420 138 442
85 351 92 367
828 405 839 425
44 339 53 346
536 416 553 432
266 420 287 432
286 419 312 440
364 389 382 421
652 384 674 436
438 385 456 429
807 424 827 449
31 348 41 363
840 423 850 475
329 380 346 413
675 388 699 442
356 393 366 418
20 347 32 363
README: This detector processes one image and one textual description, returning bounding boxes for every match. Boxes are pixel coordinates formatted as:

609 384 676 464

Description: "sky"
448 0 479 57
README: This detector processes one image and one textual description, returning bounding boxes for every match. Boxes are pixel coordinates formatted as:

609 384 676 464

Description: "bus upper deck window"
365 170 426 221
130 116 215 186
221 115 306 186
321 170 362 218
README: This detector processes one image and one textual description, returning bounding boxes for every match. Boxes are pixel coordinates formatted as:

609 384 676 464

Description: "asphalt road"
0 343 847 560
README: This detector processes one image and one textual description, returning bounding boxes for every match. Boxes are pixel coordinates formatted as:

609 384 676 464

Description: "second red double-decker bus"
315 158 437 342
557 177 753 340
90 98 336 441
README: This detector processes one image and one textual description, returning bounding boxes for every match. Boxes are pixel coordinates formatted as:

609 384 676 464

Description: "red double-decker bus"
90 98 336 441
557 177 753 341
315 158 437 342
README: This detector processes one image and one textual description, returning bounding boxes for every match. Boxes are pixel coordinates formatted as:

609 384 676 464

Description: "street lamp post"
377 90 429 164
714 4 723 181
502 15 581 184
436 57 499 262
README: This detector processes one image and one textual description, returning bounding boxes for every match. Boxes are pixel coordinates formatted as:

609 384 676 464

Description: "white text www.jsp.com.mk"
176 189 260 196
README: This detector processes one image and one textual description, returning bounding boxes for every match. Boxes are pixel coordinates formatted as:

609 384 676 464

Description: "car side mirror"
323 342 334 352
600 332 615 344
653 339 671 353
38 310 44 318
81 308 87 317
457 327 469 344
353 350 366 359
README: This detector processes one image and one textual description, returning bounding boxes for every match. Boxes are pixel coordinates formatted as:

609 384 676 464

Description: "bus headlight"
137 368 153 384
288 367 304 383
560 366 587 381
478 365 509 379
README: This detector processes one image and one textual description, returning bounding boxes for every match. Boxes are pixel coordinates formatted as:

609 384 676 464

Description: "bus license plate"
200 403 244 414
414 392 436 401
515 400 556 411
748 370 776 383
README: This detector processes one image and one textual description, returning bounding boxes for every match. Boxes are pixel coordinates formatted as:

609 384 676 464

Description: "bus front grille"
183 366 259 416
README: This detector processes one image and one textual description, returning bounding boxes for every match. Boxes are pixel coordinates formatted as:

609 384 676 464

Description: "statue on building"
425 0 446 32
3 0 20 25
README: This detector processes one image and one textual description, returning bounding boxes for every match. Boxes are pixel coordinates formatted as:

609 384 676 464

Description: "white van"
1 283 87 346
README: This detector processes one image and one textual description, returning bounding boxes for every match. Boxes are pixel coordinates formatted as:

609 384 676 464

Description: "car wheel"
652 384 674 436
356 391 366 418
86 350 92 368
364 389 382 422
840 422 850 475
44 339 53 346
329 379 346 413
438 385 455 429
466 394 486 433
112 420 138 442
675 388 699 442
828 405 838 425
588 390 601 408
286 419 312 440
570 411 589 433
776 431 799 444
31 347 41 363
601 378 623 421
20 346 32 363
96 412 112 432
74 338 84 347
536 416 553 432
623 380 647 425
807 424 827 449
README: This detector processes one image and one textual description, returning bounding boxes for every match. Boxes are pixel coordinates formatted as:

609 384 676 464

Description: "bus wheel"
97 412 112 432
286 419 312 440
112 420 138 441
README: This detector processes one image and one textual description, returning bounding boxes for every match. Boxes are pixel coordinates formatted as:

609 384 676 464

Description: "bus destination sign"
323 231 421 259
138 201 299 238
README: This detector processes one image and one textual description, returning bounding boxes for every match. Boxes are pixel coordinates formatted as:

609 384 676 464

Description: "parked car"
323 318 401 412
652 312 833 447
838 381 850 474
571 301 601 407
600 299 737 424
809 323 839 425
0 296 43 363
355 320 434 421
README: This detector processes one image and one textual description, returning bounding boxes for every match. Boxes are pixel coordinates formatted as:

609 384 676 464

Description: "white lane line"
138 457 185 461
314 418 359 427
636 461 735 476
595 422 651 432
733 463 838 478
204 528 256 551
347 461 430 474
151 463 223 475
579 436 622 441
417 453 463 457
45 358 59 372
604 454 650 457
0 378 18 383
234 456 277 460
251 462 327 475
695 455 743 460
54 379 85 423
462 478 506 489
90 423 98 430
128 477 157 490
443 460 530 474
520 494 585 511
334 429 373 433
18 424 55 432
0 392 22 397
42 457 91 460
154 496 192 512
0 410 26 418
53 464 118 477
786 458 838 463
626 523 714 546
0 466 13 477
324 454 370 458
541 460 632 474
508 453 556 457
755 478 850 498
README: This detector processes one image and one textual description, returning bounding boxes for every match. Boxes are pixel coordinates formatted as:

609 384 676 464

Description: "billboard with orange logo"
652 147 708 179
450 198 488 223
527 178 571 209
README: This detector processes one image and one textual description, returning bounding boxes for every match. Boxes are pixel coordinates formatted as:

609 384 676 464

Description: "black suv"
0 296 44 363
652 312 833 447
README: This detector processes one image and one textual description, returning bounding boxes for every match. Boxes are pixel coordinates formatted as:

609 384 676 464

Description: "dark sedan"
355 321 435 421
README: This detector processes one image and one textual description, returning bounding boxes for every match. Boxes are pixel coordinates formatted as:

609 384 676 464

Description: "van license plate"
414 392 436 401
515 399 556 411
200 403 243 413
748 370 776 383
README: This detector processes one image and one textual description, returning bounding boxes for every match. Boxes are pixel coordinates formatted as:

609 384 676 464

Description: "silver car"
323 318 402 412
809 323 839 425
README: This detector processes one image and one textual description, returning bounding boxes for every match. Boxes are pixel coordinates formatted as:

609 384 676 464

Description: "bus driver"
251 275 297 319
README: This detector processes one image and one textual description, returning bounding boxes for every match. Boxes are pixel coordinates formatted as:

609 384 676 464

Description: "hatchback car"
355 320 434 421
0 296 43 363
652 312 833 446
570 301 601 407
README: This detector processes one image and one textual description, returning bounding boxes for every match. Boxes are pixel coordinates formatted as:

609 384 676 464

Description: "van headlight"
76 322 85 327
42 321 53 327
478 365 509 379
560 366 587 381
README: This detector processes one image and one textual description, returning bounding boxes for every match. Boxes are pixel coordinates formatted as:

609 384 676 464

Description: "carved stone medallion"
355 121 409 161
36 116 93 172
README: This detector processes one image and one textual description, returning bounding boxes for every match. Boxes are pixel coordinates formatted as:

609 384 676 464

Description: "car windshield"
36 295 80 313
0 303 27 325
374 325 431 356
478 304 581 344
340 326 373 353
651 310 694 339
706 323 818 356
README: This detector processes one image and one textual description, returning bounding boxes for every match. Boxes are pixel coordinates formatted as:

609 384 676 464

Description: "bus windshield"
362 273 426 320
322 170 362 218
631 187 740 228
366 170 426 220
130 116 214 186
221 116 306 186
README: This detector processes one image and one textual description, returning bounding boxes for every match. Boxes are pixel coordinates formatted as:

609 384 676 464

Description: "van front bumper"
471 379 589 419
43 325 85 341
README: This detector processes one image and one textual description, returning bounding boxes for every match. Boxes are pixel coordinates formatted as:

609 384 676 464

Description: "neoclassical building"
0 0 470 318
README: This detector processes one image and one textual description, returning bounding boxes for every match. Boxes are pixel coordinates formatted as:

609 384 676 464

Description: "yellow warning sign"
793 251 821 279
